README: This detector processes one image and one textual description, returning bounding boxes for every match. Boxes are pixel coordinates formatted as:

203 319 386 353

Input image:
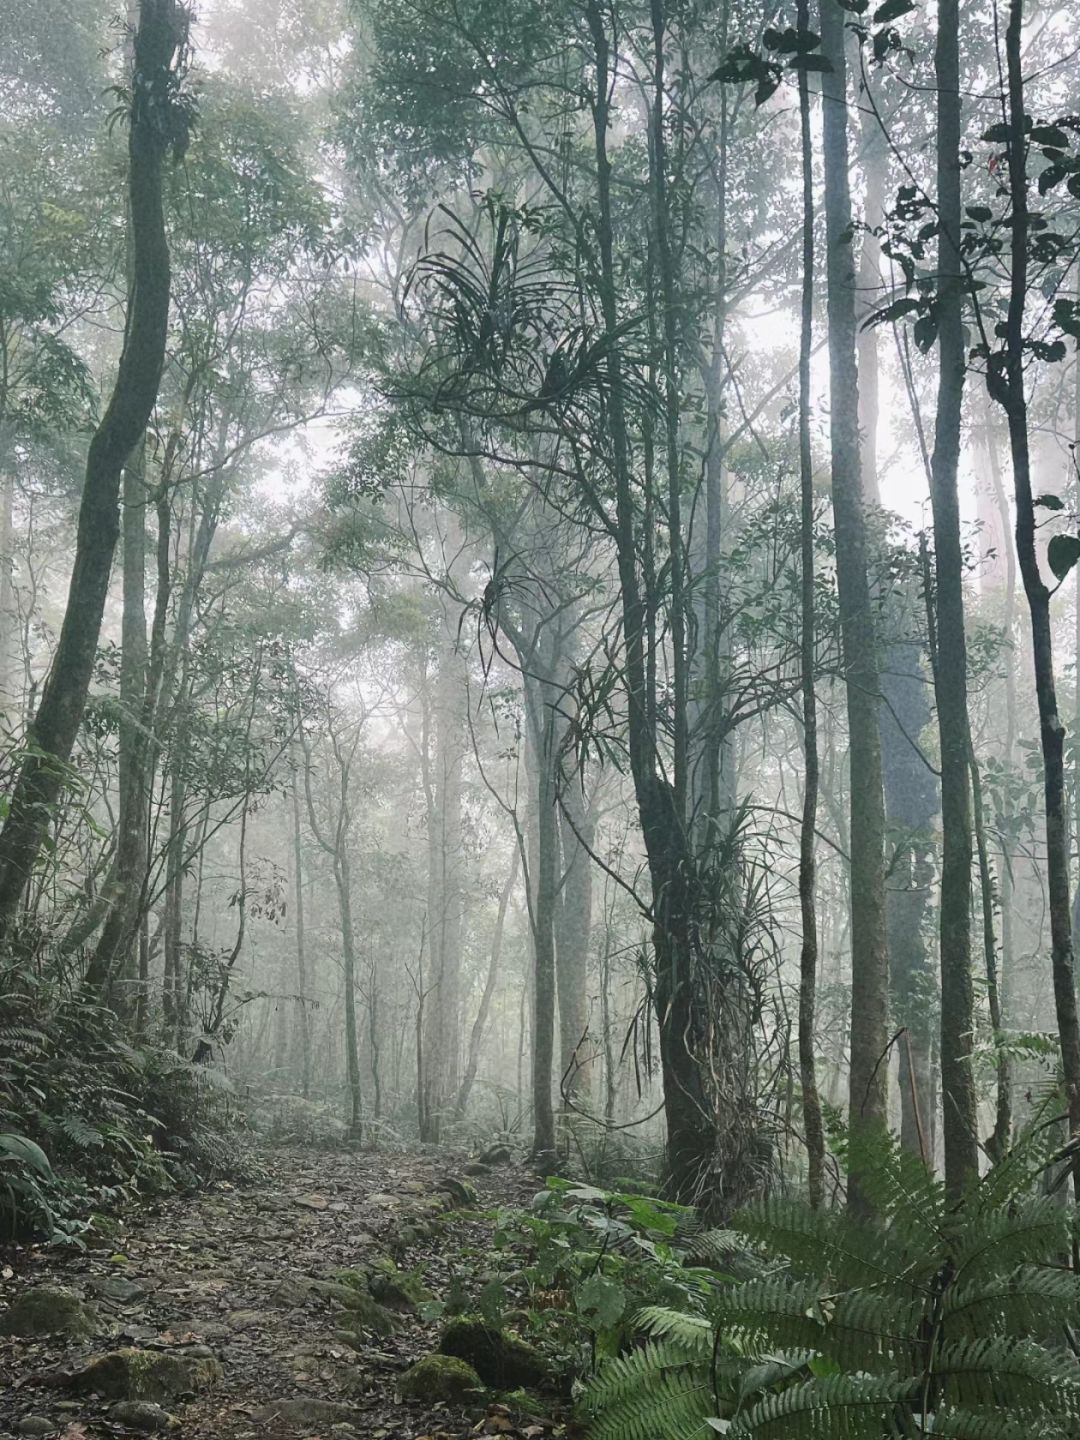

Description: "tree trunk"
797 0 825 1209
0 0 187 936
456 848 518 1118
291 764 312 1099
85 442 150 1004
992 0 1080 1186
820 0 890 1202
929 0 979 1195
555 772 593 1102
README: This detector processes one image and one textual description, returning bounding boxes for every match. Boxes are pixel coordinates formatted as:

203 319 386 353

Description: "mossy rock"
399 1353 484 1403
337 1290 396 1337
439 1318 548 1389
368 1259 430 1311
67 1347 222 1403
478 1143 513 1167
0 1285 96 1339
251 1398 357 1429
109 1401 179 1432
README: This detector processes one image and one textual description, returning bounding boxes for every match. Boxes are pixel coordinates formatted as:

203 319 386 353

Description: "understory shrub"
581 1126 1080 1439
0 980 256 1244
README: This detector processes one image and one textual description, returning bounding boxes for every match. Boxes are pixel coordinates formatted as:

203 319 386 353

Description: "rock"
399 1179 426 1194
87 1275 148 1306
226 1309 269 1332
15 1419 57 1437
437 1177 478 1208
399 1352 484 1402
439 1319 548 1389
251 1398 357 1429
366 1191 399 1207
338 1290 397 1338
109 1401 179 1432
0 1285 96 1339
273 1275 314 1306
66 1347 223 1403
294 1192 330 1211
367 1258 430 1312
463 1161 491 1176
478 1143 513 1167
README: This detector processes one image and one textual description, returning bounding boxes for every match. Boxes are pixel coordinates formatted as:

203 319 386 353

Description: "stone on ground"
0 1285 96 1339
109 1400 179 1432
251 1397 358 1429
438 1318 548 1388
65 1347 222 1402
398 1353 484 1402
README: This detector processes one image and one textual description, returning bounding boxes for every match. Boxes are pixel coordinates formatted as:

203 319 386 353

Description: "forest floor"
0 1145 565 1440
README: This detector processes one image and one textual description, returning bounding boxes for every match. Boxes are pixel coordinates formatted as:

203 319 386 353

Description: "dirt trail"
0 1146 544 1440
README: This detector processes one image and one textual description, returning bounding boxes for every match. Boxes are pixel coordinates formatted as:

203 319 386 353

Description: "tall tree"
0 0 191 938
819 0 890 1200
928 0 979 1196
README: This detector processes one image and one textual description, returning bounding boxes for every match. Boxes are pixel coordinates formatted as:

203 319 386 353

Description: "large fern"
582 1126 1080 1439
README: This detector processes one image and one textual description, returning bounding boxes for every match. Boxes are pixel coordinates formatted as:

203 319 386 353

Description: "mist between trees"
4 0 1080 1239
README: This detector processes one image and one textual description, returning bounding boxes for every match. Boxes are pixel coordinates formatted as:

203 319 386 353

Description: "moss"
398 1353 484 1402
367 1259 431 1311
439 1318 548 1389
337 1290 396 1337
0 1285 96 1339
68 1348 222 1403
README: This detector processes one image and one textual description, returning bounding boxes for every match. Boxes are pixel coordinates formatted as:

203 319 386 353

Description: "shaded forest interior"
3 0 1080 1437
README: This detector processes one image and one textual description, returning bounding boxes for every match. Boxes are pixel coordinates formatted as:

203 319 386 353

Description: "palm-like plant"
583 1127 1080 1439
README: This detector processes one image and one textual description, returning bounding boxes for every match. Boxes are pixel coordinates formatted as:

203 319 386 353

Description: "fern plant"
582 1127 1080 1439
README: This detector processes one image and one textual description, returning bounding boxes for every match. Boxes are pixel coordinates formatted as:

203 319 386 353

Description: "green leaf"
1030 124 1070 147
965 205 993 222
0 1133 53 1178
578 1273 627 1330
914 312 939 352
982 122 1011 143
872 0 916 22
1047 533 1080 581
1039 165 1068 194
1034 494 1065 510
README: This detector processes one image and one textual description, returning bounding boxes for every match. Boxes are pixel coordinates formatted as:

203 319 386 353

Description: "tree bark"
820 0 890 1205
992 0 1080 1186
0 0 187 937
796 0 825 1210
456 848 519 1119
929 0 979 1196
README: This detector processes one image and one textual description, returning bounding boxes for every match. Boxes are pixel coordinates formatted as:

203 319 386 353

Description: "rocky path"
0 1146 555 1440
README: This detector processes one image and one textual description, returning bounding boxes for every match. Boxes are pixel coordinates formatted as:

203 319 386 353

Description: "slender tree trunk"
929 0 979 1195
796 0 825 1209
86 442 150 1003
555 773 593 1102
820 0 889 1201
0 0 187 936
584 0 715 1206
993 0 1080 1184
291 764 312 1099
456 848 519 1118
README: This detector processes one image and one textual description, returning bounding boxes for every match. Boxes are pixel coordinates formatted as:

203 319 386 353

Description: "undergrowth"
0 979 258 1246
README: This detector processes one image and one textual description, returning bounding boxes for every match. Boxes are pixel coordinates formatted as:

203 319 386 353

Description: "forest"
1 0 1080 1436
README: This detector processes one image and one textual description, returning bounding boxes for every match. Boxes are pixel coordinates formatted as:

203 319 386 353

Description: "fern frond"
636 1304 715 1357
930 1407 1040 1440
58 1114 104 1150
729 1372 920 1438
584 1339 701 1408
825 1289 924 1373
935 1337 1080 1416
713 1278 829 1352
951 1197 1070 1281
833 1124 946 1240
941 1265 1080 1339
585 1369 714 1440
734 1198 924 1293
